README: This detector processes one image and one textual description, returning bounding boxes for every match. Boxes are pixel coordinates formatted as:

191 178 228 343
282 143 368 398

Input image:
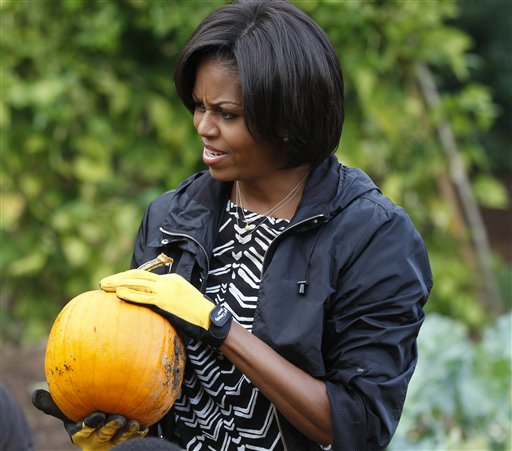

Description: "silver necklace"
235 173 308 233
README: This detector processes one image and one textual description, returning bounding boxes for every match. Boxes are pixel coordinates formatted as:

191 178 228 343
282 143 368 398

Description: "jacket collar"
171 155 341 221
162 155 380 234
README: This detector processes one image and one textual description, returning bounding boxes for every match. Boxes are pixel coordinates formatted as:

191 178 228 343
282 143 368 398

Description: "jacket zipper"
267 215 325 451
261 214 326 279
159 227 211 276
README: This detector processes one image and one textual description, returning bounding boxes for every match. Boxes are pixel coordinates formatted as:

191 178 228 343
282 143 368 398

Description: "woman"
33 1 432 450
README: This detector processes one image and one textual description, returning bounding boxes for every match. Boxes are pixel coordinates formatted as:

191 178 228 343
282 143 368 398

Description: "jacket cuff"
325 381 369 451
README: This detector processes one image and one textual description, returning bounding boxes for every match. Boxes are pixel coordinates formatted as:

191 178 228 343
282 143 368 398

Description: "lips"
204 147 224 158
202 144 228 166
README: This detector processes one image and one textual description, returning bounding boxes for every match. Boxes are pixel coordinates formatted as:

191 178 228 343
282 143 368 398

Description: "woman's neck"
232 168 309 219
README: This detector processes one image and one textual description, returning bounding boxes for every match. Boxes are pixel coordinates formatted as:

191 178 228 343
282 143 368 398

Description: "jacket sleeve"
130 190 177 269
130 206 150 269
325 203 433 451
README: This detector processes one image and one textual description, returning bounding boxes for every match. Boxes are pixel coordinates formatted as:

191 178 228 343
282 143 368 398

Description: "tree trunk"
415 62 503 315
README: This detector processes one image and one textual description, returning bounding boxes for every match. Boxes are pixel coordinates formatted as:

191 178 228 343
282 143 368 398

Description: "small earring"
282 136 289 143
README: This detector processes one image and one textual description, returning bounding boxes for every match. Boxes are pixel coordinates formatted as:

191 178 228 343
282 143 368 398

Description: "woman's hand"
100 270 232 348
32 389 148 450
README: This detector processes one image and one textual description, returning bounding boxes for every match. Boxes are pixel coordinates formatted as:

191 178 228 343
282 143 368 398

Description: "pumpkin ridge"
72 295 104 419
123 304 174 424
69 297 91 418
90 295 113 416
46 297 89 421
106 299 153 418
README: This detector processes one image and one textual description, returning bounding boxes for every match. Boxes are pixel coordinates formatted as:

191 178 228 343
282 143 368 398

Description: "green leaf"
8 253 47 276
0 192 25 230
473 174 509 209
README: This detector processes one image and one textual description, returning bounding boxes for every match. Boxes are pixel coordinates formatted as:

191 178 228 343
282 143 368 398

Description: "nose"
195 110 219 138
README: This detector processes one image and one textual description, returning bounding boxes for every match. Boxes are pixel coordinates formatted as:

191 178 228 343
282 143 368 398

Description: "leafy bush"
390 313 512 451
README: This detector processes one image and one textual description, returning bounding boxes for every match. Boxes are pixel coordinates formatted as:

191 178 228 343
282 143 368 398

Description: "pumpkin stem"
137 253 174 272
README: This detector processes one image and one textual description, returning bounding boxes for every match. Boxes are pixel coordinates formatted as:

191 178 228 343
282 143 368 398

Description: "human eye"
220 110 237 120
193 101 206 112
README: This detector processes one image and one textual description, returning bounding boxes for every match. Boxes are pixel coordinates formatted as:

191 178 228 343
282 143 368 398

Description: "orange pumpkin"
45 290 185 427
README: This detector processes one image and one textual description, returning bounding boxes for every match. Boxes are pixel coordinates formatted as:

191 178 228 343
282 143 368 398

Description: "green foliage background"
1 0 510 449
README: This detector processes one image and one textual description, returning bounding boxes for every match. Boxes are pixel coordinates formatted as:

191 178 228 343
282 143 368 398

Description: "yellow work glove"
32 389 147 451
68 413 147 450
100 270 233 348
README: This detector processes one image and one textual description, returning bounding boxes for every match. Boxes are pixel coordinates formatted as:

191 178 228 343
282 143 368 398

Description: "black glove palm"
32 389 148 450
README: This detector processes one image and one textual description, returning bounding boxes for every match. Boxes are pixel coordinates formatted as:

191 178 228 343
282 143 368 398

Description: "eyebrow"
192 93 242 108
217 101 242 108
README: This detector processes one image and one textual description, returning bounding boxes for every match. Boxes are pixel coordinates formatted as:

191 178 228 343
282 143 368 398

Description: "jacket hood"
292 155 382 223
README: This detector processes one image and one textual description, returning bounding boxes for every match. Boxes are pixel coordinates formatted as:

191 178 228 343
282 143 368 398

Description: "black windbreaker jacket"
130 156 433 450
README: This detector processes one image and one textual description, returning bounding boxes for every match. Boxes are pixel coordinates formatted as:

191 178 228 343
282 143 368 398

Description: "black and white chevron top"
173 200 289 451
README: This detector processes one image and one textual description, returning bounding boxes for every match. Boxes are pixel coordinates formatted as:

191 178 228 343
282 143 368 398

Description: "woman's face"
192 58 286 182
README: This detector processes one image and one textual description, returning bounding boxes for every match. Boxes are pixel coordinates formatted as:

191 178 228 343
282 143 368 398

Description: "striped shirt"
174 200 289 451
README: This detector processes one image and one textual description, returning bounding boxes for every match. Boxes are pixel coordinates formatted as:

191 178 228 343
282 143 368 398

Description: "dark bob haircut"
174 0 344 169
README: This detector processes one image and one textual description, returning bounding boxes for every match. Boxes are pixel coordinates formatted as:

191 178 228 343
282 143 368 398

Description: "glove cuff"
207 305 233 348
